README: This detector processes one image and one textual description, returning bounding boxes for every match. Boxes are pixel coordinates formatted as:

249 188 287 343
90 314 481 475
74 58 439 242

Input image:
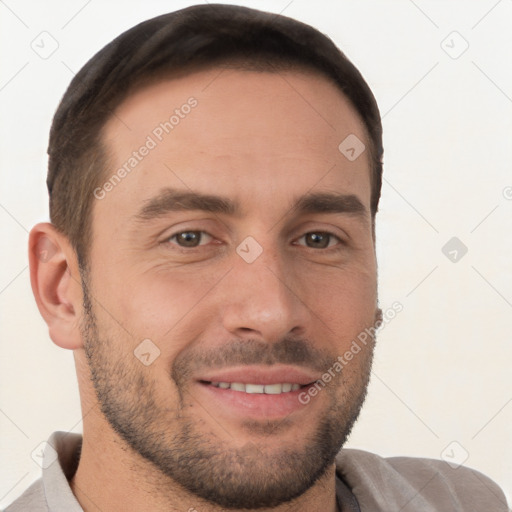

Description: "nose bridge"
221 238 307 340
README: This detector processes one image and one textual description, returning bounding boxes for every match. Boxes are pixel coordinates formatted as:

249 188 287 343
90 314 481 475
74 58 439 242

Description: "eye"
294 232 342 249
166 230 213 248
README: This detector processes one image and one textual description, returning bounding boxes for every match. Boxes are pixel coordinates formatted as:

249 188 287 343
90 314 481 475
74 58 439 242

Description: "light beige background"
1 0 511 508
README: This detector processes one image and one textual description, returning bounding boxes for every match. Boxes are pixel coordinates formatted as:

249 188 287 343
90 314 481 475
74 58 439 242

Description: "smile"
207 382 304 394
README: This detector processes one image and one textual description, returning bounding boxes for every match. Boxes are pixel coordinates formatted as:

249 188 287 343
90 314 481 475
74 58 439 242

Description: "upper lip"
196 365 320 386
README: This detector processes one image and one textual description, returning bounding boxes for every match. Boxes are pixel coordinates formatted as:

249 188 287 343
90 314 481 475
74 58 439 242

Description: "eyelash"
163 230 344 251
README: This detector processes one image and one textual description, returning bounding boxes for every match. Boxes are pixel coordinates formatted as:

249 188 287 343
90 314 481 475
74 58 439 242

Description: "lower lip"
196 382 314 419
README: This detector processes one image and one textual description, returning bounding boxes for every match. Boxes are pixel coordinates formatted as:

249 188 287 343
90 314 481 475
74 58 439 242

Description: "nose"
220 242 310 342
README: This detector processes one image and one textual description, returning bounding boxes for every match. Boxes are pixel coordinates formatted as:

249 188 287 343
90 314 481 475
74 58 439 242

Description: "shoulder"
335 448 509 512
3 478 48 512
3 431 83 512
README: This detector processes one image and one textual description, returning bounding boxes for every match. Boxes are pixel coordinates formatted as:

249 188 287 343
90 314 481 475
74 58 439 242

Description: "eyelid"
291 220 349 243
156 217 221 243
163 229 214 247
293 231 344 249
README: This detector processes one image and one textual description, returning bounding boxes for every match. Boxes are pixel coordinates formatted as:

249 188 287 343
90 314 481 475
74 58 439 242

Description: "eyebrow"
134 188 238 221
293 192 367 217
133 187 368 223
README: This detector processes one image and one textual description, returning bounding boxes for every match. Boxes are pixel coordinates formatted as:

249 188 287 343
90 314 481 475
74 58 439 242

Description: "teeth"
264 383 283 394
210 382 303 394
245 384 265 394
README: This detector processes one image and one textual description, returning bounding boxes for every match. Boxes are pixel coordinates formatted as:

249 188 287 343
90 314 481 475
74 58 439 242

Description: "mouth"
201 381 308 394
193 366 321 420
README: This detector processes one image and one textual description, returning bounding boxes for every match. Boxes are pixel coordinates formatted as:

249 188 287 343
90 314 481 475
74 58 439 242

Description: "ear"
29 223 84 350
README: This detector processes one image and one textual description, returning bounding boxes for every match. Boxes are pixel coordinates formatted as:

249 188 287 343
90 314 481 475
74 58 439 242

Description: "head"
30 4 383 510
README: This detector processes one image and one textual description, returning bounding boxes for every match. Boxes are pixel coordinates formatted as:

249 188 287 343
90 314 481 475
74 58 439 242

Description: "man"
6 4 508 511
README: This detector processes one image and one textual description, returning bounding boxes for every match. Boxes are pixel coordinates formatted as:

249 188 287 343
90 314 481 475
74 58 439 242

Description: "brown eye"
168 231 212 248
296 232 340 249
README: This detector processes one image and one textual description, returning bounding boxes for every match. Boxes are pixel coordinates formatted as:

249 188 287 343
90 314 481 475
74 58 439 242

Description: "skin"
29 68 379 512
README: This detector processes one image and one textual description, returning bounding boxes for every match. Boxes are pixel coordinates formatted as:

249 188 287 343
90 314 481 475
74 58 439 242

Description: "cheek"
105 267 222 345
293 264 377 325
295 268 378 364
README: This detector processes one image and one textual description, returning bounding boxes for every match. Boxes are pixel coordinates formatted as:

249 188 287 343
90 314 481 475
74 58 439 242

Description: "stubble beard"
79 277 375 509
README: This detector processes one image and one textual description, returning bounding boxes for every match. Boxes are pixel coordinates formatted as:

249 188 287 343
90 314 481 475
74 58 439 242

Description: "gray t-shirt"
4 431 508 511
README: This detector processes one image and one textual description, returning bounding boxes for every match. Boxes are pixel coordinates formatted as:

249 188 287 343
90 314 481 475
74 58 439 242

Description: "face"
80 68 379 509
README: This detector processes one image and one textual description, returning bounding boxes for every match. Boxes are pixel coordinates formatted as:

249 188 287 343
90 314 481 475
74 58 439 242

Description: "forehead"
105 67 367 150
97 68 371 223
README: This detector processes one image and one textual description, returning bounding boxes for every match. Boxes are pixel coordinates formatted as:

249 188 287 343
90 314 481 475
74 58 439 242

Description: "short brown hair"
47 4 383 269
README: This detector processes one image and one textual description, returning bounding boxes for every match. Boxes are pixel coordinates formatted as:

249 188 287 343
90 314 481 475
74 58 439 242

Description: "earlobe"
29 223 84 350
